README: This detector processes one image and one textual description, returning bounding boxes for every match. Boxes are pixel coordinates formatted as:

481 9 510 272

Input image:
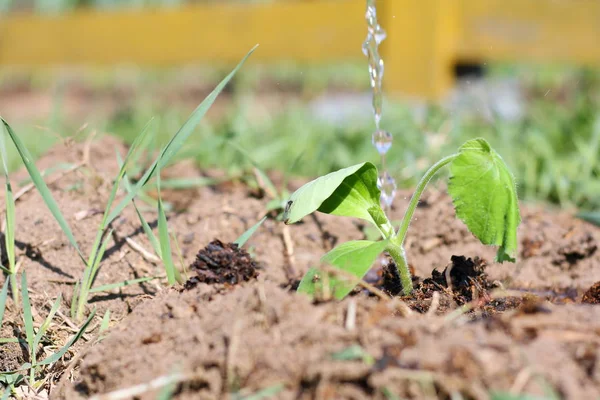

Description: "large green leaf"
448 138 521 262
283 162 385 229
298 240 387 299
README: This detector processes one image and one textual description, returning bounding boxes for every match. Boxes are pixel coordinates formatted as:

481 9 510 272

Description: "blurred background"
0 0 599 213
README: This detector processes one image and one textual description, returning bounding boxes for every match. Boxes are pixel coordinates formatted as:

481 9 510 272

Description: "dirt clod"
425 255 489 303
184 240 259 288
582 281 600 304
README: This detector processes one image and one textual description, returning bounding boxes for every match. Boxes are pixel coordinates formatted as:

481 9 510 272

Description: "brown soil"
0 136 599 399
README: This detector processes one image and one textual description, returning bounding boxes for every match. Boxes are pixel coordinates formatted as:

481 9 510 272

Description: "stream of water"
363 0 396 209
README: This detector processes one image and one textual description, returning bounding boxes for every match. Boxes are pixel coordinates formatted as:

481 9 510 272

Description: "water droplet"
371 129 392 155
377 172 397 208
362 40 369 57
374 26 386 44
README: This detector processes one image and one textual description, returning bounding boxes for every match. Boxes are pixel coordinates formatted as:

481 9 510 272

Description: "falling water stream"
363 0 396 209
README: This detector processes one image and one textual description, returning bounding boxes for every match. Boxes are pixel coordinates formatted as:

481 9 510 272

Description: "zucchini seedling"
284 138 521 298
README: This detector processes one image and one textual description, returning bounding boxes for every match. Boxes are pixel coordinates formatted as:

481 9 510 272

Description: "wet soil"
1 137 599 399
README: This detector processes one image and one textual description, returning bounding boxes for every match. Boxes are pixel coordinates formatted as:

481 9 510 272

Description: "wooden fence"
1 0 599 99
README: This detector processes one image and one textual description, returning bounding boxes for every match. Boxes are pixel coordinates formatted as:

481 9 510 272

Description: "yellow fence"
1 0 599 99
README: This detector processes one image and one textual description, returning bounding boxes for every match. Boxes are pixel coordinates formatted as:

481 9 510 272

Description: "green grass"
2 63 599 214
0 46 257 323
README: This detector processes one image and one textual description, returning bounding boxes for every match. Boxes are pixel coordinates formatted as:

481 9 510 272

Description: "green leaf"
89 276 157 293
490 392 553 400
284 163 383 228
0 278 8 326
21 273 35 356
33 294 61 351
38 309 95 366
234 216 267 248
298 240 387 299
577 211 600 227
157 175 177 286
1 118 85 262
448 138 521 262
105 46 256 226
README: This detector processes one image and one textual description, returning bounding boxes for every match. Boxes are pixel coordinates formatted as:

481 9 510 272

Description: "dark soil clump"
184 240 259 289
582 281 600 304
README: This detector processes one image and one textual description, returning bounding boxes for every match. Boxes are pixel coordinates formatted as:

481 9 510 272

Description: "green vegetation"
285 138 520 297
0 47 256 323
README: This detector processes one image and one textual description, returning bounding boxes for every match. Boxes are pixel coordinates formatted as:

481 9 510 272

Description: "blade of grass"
99 310 110 334
1 387 10 400
33 295 61 351
20 272 36 384
133 201 161 258
1 118 85 263
75 229 113 320
89 276 157 294
1 122 19 302
86 120 154 277
234 216 267 248
0 338 20 343
228 141 278 198
157 174 177 285
0 279 8 326
38 308 96 366
159 176 221 189
106 46 257 226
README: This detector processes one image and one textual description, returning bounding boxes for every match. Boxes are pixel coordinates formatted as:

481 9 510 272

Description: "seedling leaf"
298 240 387 299
38 309 95 366
284 163 383 228
577 211 600 227
1 118 85 261
89 276 157 293
234 216 267 248
106 46 257 225
448 138 521 262
0 279 8 325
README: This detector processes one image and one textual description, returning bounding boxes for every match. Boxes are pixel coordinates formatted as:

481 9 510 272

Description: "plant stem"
393 154 457 247
386 154 457 295
385 243 412 295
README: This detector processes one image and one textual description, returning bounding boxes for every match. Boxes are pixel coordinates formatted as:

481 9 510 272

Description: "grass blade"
159 176 221 189
38 309 96 366
99 310 110 334
157 175 177 286
228 141 278 198
1 121 18 302
21 272 36 383
1 387 11 400
234 216 267 248
106 46 257 226
133 201 161 258
20 273 35 355
0 278 8 326
33 295 61 351
1 118 85 262
89 276 157 294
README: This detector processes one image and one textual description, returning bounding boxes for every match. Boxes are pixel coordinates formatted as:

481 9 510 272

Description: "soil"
1 136 600 399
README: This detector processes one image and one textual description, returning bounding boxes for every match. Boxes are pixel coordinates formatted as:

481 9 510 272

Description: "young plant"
0 128 18 303
0 46 257 321
0 272 94 393
284 138 521 297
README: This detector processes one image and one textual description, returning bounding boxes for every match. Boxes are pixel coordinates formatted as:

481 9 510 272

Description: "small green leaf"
0 279 9 326
331 345 375 365
38 309 95 366
1 119 85 263
234 216 267 248
448 138 521 262
284 163 384 228
577 211 600 227
89 276 157 293
298 240 387 299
